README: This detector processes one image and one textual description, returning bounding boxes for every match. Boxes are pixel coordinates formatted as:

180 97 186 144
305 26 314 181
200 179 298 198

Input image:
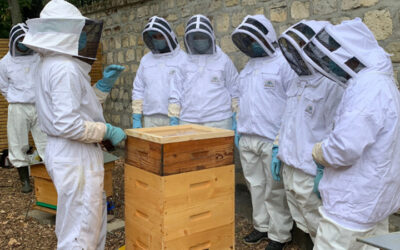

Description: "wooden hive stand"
125 124 235 250
30 151 119 214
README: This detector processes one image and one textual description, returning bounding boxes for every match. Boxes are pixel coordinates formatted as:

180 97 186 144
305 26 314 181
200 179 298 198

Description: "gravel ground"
0 160 300 249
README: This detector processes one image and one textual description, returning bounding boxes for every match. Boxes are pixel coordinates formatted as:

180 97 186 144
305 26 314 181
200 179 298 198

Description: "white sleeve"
0 57 9 98
320 87 383 168
132 63 145 101
49 66 106 142
168 68 184 117
224 57 239 99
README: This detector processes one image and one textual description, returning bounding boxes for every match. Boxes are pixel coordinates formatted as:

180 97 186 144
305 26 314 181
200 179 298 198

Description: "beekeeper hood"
231 15 278 58
23 0 103 64
142 16 179 54
303 18 392 88
278 20 329 76
9 23 34 57
184 14 216 55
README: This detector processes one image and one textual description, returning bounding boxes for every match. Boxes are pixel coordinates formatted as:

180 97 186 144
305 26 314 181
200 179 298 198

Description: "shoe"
243 229 268 245
17 166 32 193
265 240 286 250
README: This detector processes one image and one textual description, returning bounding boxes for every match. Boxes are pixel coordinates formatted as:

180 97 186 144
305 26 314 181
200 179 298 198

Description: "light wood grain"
125 124 234 144
124 164 235 250
32 162 115 209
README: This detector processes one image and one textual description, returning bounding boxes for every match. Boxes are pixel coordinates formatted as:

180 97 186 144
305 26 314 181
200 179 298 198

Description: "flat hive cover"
125 124 234 144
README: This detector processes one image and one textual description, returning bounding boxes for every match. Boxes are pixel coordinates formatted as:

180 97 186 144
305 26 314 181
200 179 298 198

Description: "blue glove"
170 117 179 126
104 123 126 146
132 114 142 128
271 145 282 181
313 163 325 199
96 65 125 92
232 112 240 147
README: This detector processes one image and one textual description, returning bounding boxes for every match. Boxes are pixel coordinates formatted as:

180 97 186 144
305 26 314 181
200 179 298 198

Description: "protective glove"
232 112 240 147
104 123 126 146
132 114 142 128
271 145 282 181
313 163 325 199
96 65 125 92
170 117 179 126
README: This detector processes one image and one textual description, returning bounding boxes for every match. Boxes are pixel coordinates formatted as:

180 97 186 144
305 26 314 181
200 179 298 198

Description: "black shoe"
243 229 268 245
17 166 32 193
265 240 286 250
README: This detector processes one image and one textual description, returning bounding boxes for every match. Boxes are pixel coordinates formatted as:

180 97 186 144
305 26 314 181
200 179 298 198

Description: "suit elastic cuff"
168 103 181 117
132 99 143 114
78 121 107 143
231 98 239 113
312 142 331 168
93 85 109 104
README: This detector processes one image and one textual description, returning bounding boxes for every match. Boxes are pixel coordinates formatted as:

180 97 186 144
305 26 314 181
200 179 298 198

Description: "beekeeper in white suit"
168 14 239 129
301 18 400 249
23 0 126 249
132 16 186 128
0 23 47 193
275 20 344 241
231 15 296 250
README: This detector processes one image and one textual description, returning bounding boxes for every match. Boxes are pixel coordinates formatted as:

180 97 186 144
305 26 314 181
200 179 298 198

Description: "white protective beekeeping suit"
132 16 186 128
277 20 344 241
231 15 296 244
168 14 239 129
0 24 47 167
23 0 113 249
303 18 400 250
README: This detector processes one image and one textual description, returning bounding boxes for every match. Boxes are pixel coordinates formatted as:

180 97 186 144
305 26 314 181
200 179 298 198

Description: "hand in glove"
170 117 179 126
104 124 126 146
313 163 325 199
271 145 282 181
96 65 125 92
232 112 240 147
132 114 142 128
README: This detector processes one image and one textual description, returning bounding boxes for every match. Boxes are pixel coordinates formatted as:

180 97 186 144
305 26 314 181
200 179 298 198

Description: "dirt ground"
0 160 300 250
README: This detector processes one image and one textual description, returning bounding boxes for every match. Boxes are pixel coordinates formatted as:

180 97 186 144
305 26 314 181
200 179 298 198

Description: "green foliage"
0 0 44 38
0 0 12 38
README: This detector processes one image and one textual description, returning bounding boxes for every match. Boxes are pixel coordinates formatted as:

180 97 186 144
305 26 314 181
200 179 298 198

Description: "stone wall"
81 0 400 128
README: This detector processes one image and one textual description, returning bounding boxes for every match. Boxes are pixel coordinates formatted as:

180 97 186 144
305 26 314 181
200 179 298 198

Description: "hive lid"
125 124 234 144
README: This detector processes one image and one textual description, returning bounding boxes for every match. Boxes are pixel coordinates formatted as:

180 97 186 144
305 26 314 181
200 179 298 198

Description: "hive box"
125 125 235 249
125 124 234 176
30 151 118 214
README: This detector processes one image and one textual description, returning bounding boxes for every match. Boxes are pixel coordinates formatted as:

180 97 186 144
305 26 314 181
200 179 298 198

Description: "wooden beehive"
125 125 235 250
125 164 235 250
30 151 118 214
125 124 234 175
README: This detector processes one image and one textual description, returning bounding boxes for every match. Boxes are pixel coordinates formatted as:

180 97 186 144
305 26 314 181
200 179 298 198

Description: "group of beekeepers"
0 0 399 249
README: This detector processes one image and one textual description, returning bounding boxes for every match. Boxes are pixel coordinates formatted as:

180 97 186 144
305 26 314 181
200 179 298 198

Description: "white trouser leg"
239 135 293 242
143 114 169 128
180 118 232 130
239 135 270 233
7 104 30 167
282 164 322 241
30 106 47 161
313 209 389 250
46 139 106 250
